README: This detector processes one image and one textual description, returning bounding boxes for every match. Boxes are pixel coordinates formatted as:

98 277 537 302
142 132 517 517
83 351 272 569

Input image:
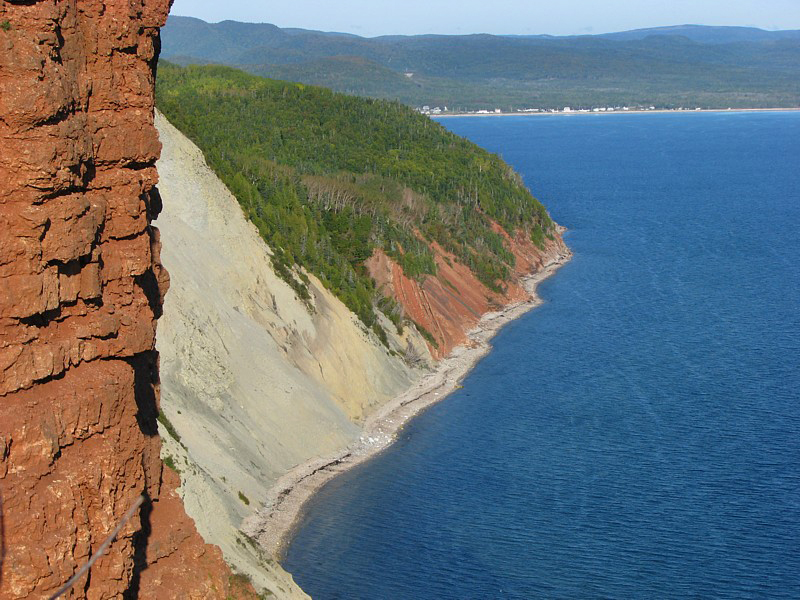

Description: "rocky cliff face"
367 227 569 358
153 109 568 597
0 2 251 597
154 112 430 597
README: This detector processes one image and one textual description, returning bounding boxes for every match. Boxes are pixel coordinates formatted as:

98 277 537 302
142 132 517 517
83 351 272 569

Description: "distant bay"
285 112 800 599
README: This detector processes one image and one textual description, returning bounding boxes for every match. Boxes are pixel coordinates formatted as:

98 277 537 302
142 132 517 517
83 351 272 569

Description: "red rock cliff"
367 225 569 359
0 1 252 597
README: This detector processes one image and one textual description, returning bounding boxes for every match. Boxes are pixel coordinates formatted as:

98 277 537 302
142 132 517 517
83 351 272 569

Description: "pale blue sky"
170 0 800 37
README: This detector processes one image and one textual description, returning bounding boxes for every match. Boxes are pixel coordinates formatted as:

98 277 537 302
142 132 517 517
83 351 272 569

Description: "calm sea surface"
284 112 800 599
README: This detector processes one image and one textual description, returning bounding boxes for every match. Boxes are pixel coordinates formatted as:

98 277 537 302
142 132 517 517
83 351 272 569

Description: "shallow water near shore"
285 112 800 598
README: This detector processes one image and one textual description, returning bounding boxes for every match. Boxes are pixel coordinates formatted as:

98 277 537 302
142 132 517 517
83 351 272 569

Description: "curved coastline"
242 241 573 560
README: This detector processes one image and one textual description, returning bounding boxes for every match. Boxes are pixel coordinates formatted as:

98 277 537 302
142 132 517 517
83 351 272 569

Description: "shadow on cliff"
0 490 6 590
129 351 160 438
123 491 152 600
123 351 161 596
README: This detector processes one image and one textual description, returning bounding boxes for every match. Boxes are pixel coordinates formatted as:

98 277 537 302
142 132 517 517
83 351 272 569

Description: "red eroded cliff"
367 225 569 358
0 1 253 597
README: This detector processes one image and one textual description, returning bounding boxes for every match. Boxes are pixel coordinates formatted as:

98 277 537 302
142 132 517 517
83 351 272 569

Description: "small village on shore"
415 104 763 116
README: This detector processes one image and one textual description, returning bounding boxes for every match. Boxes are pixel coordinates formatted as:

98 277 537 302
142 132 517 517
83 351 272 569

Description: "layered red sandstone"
0 1 252 597
367 224 568 358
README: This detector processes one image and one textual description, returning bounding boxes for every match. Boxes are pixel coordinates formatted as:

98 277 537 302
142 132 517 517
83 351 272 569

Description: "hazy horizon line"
167 15 798 39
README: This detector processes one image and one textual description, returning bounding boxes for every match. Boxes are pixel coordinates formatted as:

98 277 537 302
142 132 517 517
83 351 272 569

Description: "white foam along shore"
242 243 573 559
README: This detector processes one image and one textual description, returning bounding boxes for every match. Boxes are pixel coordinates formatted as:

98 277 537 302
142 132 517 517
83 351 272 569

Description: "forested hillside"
161 17 800 110
156 63 554 342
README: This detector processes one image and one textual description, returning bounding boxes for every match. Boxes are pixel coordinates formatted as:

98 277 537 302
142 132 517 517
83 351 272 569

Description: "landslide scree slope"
156 62 556 348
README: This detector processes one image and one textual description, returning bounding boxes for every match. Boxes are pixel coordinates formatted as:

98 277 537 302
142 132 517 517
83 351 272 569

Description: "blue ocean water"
284 112 800 599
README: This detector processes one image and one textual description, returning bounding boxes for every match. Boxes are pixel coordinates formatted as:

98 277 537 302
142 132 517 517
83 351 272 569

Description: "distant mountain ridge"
597 24 800 43
162 16 800 109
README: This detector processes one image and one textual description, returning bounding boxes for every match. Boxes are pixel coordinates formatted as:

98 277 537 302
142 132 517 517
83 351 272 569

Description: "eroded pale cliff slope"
154 112 431 596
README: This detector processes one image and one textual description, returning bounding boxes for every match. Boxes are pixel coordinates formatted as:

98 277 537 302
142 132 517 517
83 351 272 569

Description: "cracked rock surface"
0 1 253 597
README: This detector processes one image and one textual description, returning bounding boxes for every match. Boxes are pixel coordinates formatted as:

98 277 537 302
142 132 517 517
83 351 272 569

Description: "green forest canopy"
156 62 554 340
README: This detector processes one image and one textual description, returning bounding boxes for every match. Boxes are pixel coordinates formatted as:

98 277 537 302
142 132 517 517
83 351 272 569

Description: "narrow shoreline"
433 107 800 118
242 243 573 559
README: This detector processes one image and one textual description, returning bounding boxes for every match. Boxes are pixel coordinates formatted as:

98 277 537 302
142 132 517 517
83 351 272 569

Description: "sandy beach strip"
242 245 573 559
